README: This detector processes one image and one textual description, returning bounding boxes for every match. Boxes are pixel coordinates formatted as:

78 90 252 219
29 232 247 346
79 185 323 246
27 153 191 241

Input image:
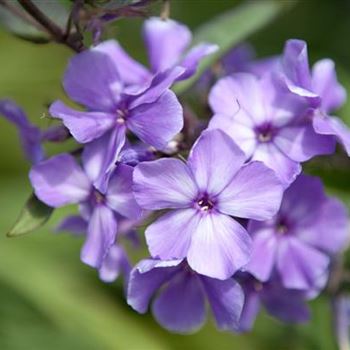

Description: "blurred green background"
0 0 350 349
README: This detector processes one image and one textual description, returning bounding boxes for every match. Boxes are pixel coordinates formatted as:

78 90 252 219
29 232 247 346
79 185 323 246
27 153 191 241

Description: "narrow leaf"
174 0 295 95
7 194 53 237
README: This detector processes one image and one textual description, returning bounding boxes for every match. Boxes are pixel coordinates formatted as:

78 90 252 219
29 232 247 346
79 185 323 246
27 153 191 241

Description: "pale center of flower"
275 216 290 235
116 109 127 124
196 195 214 211
93 189 105 205
255 123 275 143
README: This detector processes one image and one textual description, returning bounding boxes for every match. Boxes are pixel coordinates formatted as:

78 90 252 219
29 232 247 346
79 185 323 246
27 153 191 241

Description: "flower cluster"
1 17 350 334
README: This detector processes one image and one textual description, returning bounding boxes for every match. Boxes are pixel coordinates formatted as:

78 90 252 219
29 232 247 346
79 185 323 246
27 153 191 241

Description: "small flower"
208 73 335 187
245 174 349 290
237 272 319 332
127 258 244 333
280 39 350 155
133 129 283 279
29 152 141 269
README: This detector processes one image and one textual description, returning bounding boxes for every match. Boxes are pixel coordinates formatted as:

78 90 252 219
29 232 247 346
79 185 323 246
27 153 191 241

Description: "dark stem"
17 0 84 52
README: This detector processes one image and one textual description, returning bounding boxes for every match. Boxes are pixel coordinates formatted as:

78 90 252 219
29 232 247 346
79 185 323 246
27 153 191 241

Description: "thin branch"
0 0 46 32
18 0 84 52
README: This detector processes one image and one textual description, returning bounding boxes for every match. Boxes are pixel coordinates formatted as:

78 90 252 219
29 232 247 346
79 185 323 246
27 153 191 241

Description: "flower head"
133 129 283 279
29 151 141 269
245 174 349 290
208 73 335 187
280 39 350 155
127 258 244 333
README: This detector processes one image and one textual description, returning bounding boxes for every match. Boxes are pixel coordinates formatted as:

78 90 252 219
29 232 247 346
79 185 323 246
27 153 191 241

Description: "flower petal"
208 113 256 158
251 142 301 187
143 17 191 73
201 276 244 331
128 90 183 150
55 215 87 236
313 115 350 156
81 204 117 268
274 124 335 162
49 101 115 143
82 126 126 192
276 237 330 290
63 49 121 111
188 129 246 195
29 154 91 207
0 99 44 164
187 212 251 280
152 272 206 334
127 258 182 313
133 158 198 210
106 164 141 219
178 43 218 80
238 287 260 332
297 197 349 255
146 209 200 260
217 161 283 220
312 59 347 113
99 245 131 283
94 40 151 86
245 226 277 282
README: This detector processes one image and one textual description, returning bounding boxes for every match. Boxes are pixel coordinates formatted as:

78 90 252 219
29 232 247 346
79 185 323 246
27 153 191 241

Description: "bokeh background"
1 0 350 349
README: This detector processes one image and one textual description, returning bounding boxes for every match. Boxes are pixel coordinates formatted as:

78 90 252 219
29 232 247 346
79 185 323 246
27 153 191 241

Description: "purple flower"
0 99 44 164
245 174 349 290
49 48 184 190
208 73 335 187
237 273 317 332
29 152 141 269
133 129 283 279
280 39 350 155
127 258 244 333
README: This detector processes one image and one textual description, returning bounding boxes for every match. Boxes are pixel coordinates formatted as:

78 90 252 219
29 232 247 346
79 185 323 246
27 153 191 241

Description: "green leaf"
174 0 295 95
7 194 54 237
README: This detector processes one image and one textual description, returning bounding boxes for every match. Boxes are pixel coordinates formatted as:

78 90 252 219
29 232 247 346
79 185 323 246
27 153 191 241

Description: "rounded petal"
251 142 301 187
106 164 142 219
143 17 191 73
133 158 198 210
128 90 183 150
81 205 118 268
94 40 151 86
127 258 182 313
312 59 347 113
49 101 115 144
276 237 330 290
208 113 256 158
82 126 126 192
238 288 260 332
188 129 246 195
217 161 283 220
245 226 277 282
63 49 121 111
187 212 252 280
152 273 206 334
209 74 266 122
201 276 244 331
29 154 91 207
274 124 336 162
297 197 349 254
146 209 200 260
